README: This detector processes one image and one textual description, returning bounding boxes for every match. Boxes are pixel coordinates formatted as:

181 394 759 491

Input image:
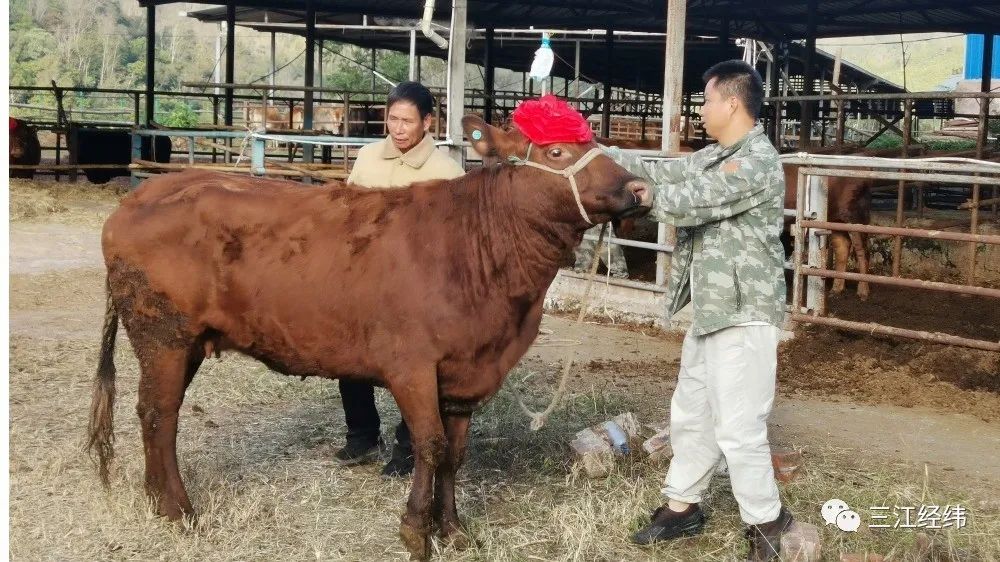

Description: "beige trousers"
661 324 782 525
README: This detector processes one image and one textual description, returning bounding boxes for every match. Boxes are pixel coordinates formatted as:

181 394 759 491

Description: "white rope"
233 126 255 168
511 223 608 431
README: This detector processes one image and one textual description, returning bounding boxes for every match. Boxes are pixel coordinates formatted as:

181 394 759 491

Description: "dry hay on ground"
8 329 1000 561
8 176 1000 561
9 178 125 226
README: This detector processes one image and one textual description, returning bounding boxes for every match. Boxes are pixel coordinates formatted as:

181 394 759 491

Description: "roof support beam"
145 3 155 125
446 0 468 163
602 28 613 138
303 0 315 168
659 0 687 288
483 27 495 124
982 33 995 95
798 0 817 148
224 0 235 126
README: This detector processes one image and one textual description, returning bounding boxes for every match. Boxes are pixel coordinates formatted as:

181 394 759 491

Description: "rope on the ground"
512 222 608 431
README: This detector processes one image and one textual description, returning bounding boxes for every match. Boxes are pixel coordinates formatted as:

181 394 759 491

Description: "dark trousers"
339 379 411 452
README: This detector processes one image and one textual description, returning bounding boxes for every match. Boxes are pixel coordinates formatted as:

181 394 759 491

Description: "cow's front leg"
434 412 472 548
390 366 446 561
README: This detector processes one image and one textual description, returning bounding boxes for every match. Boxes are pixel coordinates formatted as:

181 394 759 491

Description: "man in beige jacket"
336 81 464 477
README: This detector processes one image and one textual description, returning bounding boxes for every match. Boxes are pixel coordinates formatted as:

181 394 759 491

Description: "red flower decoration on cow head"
10 117 18 132
511 94 593 145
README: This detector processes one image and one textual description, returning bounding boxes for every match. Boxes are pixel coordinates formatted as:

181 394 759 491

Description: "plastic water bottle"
529 33 554 88
602 421 630 455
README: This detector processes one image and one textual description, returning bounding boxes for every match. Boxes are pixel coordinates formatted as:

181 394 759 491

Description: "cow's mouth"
615 203 651 219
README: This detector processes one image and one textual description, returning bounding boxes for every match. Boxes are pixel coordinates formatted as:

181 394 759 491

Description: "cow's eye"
548 148 563 158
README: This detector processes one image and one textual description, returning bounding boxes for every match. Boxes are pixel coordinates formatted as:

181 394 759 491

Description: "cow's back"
782 164 871 223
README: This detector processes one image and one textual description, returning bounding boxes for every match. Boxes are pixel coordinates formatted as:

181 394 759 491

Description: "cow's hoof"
858 286 870 301
400 520 431 561
438 520 473 550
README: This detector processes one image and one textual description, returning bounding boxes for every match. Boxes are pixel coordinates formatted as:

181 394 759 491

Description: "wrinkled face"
386 101 432 153
701 77 739 140
462 115 652 226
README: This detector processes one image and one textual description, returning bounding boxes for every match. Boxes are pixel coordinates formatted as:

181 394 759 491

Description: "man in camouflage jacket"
604 61 793 562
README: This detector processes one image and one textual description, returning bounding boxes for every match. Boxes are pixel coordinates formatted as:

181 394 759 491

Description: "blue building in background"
965 35 1000 80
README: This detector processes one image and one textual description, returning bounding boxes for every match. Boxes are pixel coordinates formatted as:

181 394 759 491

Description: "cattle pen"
8 2 1000 561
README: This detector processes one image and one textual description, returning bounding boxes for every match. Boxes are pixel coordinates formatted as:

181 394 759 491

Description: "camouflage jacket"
603 124 786 335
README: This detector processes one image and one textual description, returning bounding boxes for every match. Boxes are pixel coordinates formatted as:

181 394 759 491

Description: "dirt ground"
7 178 1000 561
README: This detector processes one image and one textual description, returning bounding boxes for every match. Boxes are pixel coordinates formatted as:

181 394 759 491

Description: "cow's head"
9 118 26 159
462 114 651 228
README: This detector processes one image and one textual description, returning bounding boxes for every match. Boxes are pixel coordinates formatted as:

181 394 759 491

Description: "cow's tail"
87 277 119 488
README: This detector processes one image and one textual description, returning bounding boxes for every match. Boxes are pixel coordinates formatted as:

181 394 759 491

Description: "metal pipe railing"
792 159 1000 352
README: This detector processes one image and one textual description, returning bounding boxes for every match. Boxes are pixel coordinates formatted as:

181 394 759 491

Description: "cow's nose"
627 179 652 207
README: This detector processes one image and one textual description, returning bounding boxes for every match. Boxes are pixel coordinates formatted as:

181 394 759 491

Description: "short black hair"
702 60 765 120
387 81 435 119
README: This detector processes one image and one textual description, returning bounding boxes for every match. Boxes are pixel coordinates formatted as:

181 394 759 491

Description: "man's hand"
722 160 741 174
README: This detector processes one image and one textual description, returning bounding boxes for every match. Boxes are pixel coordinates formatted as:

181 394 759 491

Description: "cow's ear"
462 115 520 164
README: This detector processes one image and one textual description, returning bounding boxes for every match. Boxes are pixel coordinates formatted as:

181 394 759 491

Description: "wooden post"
270 32 276 91
224 1 235 127
303 0 316 171
891 99 912 278
768 48 780 144
145 4 155 125
602 29 613 139
212 95 219 163
968 94 989 284
408 30 417 81
445 0 468 163
659 0 687 288
798 0 817 148
484 27 495 124
573 40 581 101
982 35 997 218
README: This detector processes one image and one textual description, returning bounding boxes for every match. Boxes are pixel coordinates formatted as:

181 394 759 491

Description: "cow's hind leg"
830 233 851 295
434 413 472 548
850 232 870 300
389 367 446 560
110 260 203 521
135 346 203 520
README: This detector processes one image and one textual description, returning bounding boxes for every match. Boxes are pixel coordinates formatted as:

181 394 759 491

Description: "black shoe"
745 506 794 561
632 503 706 545
381 444 415 477
333 437 384 466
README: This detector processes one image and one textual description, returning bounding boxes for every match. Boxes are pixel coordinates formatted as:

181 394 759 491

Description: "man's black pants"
339 379 411 452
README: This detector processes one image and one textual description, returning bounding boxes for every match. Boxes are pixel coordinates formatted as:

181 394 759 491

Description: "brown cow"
243 102 290 130
290 104 346 134
782 165 872 299
9 117 41 179
245 102 345 134
87 115 650 559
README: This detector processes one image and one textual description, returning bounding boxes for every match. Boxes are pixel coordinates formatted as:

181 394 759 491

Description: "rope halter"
507 144 605 225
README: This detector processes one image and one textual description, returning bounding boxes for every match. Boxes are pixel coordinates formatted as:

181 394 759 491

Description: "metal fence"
785 154 1000 352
